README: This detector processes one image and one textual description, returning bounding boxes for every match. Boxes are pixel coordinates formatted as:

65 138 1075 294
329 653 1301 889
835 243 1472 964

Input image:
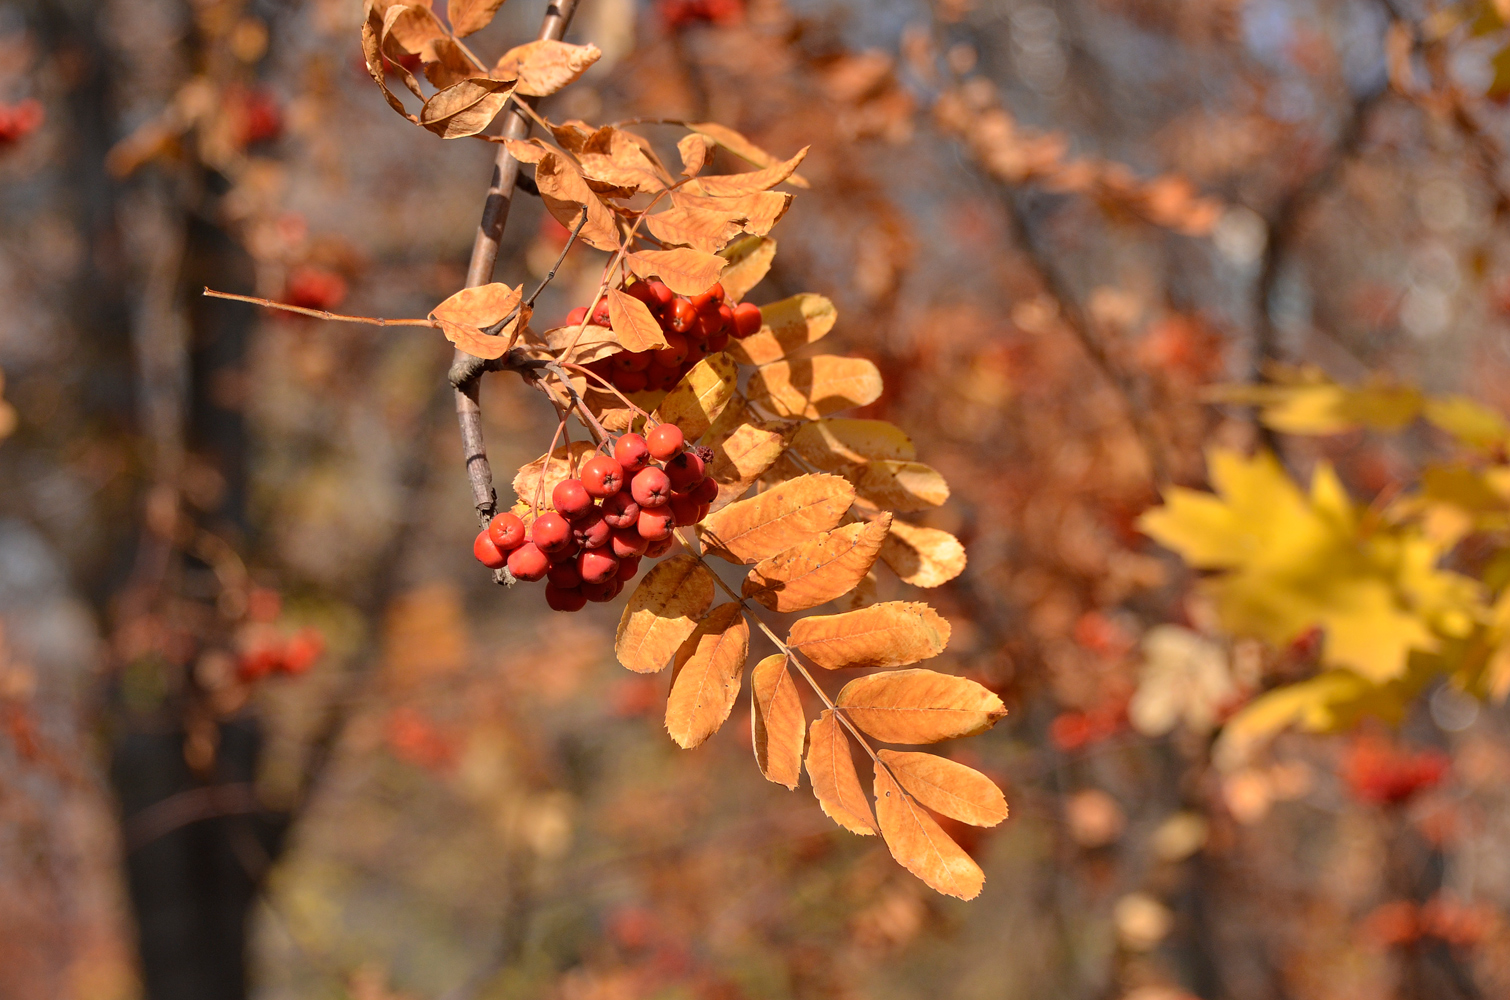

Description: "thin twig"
202 288 439 327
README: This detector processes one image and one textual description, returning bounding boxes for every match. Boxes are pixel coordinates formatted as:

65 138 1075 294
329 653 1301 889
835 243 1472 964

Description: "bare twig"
202 288 439 327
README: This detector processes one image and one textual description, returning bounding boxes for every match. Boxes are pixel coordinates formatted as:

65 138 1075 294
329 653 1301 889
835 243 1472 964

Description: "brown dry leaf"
421 38 481 90
837 668 1006 743
645 205 746 254
542 323 620 365
751 654 805 789
420 77 515 138
881 520 967 588
873 762 984 900
578 129 671 195
854 461 950 513
742 514 891 612
748 356 884 419
674 190 793 237
626 248 728 296
615 555 717 674
652 353 737 441
806 710 877 834
507 140 620 251
362 6 420 122
788 601 951 670
705 402 795 512
448 0 506 36
727 294 837 367
435 318 509 360
718 236 777 301
678 133 712 177
689 146 809 197
386 3 448 55
699 473 855 564
431 282 521 329
492 40 602 97
690 123 811 188
607 289 670 352
791 418 916 471
665 603 750 748
878 750 1007 826
512 441 598 507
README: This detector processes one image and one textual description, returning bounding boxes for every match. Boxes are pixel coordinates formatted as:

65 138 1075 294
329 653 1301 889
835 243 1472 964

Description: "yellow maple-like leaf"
1205 365 1422 435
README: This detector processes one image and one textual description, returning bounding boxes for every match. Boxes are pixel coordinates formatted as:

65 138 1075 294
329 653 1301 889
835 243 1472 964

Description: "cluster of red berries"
283 266 349 312
236 626 325 683
473 422 718 611
658 0 744 29
573 280 762 394
228 85 284 147
0 99 43 147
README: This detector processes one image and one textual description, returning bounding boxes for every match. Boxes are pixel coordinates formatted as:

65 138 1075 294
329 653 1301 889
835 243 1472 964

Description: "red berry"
626 280 659 308
582 579 622 603
474 530 506 569
284 267 348 311
692 283 724 313
664 451 705 491
669 492 702 527
696 502 710 521
646 361 683 392
647 423 685 461
696 309 724 340
610 526 649 558
549 538 582 563
507 542 550 581
545 584 587 612
638 507 676 541
717 302 736 333
616 369 648 393
706 328 730 353
488 512 526 550
591 299 611 326
669 298 698 333
613 350 653 372
531 512 572 553
572 509 611 549
548 561 583 588
647 281 675 311
565 305 589 326
689 476 719 503
644 536 675 558
654 331 689 367
579 549 620 585
632 467 673 508
552 479 595 519
616 555 642 581
581 455 625 498
601 490 641 528
733 301 762 338
614 433 651 474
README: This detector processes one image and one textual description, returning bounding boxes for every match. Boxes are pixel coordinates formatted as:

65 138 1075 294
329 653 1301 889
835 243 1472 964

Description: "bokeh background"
4 0 1510 997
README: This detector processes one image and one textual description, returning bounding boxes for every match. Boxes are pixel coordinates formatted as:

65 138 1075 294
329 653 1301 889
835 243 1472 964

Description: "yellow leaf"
1206 366 1422 435
853 461 950 513
880 520 966 588
791 418 917 471
511 441 598 507
751 654 805 789
748 356 884 419
606 289 670 353
645 205 745 254
689 122 811 187
699 472 855 564
614 555 716 673
447 0 506 36
626 248 728 297
665 603 749 748
836 668 1006 743
743 514 891 612
788 601 951 670
878 750 1007 827
805 710 877 834
652 354 737 441
727 294 837 366
717 236 777 301
674 190 793 237
873 761 984 900
1424 395 1510 451
492 40 601 96
704 401 794 512
431 282 521 329
688 146 809 197
419 77 514 138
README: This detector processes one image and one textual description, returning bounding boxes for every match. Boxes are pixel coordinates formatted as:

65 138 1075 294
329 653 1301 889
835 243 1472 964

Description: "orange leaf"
791 418 916 471
836 668 1006 743
645 205 746 254
727 294 837 367
878 750 1007 827
880 520 967 588
607 289 670 352
507 140 620 251
434 318 508 359
747 356 883 419
431 282 521 329
689 146 809 196
751 654 805 789
806 710 877 834
699 472 855 564
873 761 984 899
542 323 620 365
361 6 420 122
788 601 951 669
419 77 514 138
615 555 717 673
448 0 506 36
853 461 950 513
577 128 672 194
689 122 810 187
742 514 891 612
492 40 602 96
704 401 795 512
717 236 777 301
678 132 712 177
673 190 793 237
626 248 728 297
665 603 749 748
652 353 737 442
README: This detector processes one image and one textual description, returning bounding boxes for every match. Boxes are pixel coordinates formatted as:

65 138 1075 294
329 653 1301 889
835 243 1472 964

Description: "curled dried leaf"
806 710 877 834
543 323 620 365
422 38 482 90
727 294 837 367
837 668 1006 744
507 140 620 251
678 133 713 177
748 356 884 420
448 0 507 36
492 39 602 97
877 750 1007 827
362 6 420 122
880 520 967 588
853 460 950 513
666 603 750 748
615 555 717 674
718 236 777 301
652 353 737 441
626 248 729 297
873 761 985 900
420 77 515 138
751 654 805 789
742 513 891 612
690 139 810 194
607 289 671 353
791 418 916 471
788 601 951 670
699 472 856 564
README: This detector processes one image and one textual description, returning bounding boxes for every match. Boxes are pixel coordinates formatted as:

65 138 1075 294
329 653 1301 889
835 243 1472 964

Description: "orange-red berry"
669 297 698 333
665 451 705 491
474 530 507 569
614 433 651 474
572 509 611 549
581 455 625 498
645 361 682 392
507 542 550 581
706 328 730 353
647 281 674 311
732 301 762 338
631 467 672 508
655 331 689 367
488 511 526 550
565 305 589 327
614 350 653 372
545 584 587 612
531 512 572 553
582 579 622 603
553 479 595 519
689 476 719 503
548 561 583 588
638 507 676 541
616 555 642 581
644 535 675 558
601 490 640 528
579 548 620 585
647 423 685 461
692 283 724 313
669 492 701 527
610 526 649 558
615 369 648 393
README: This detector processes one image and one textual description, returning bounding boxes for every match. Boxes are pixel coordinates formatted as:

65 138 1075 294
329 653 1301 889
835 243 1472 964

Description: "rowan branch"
201 288 440 327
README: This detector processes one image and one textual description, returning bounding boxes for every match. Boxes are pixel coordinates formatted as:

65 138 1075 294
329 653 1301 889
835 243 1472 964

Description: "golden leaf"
853 461 950 513
606 289 670 352
492 39 601 96
748 356 884 419
431 282 521 329
626 248 728 296
689 122 810 187
699 472 856 564
718 236 777 301
665 603 750 748
873 761 984 900
689 145 810 196
678 132 712 177
448 0 506 36
806 710 877 834
727 294 837 367
419 77 514 139
674 190 793 237
791 418 916 471
652 353 737 442
881 520 967 588
645 205 746 254
615 555 717 674
542 323 620 365
705 402 794 512
512 441 599 507
1205 364 1423 435
788 601 950 670
877 750 1007 826
434 318 509 360
507 140 620 251
742 514 891 612
751 654 805 789
836 668 1006 743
